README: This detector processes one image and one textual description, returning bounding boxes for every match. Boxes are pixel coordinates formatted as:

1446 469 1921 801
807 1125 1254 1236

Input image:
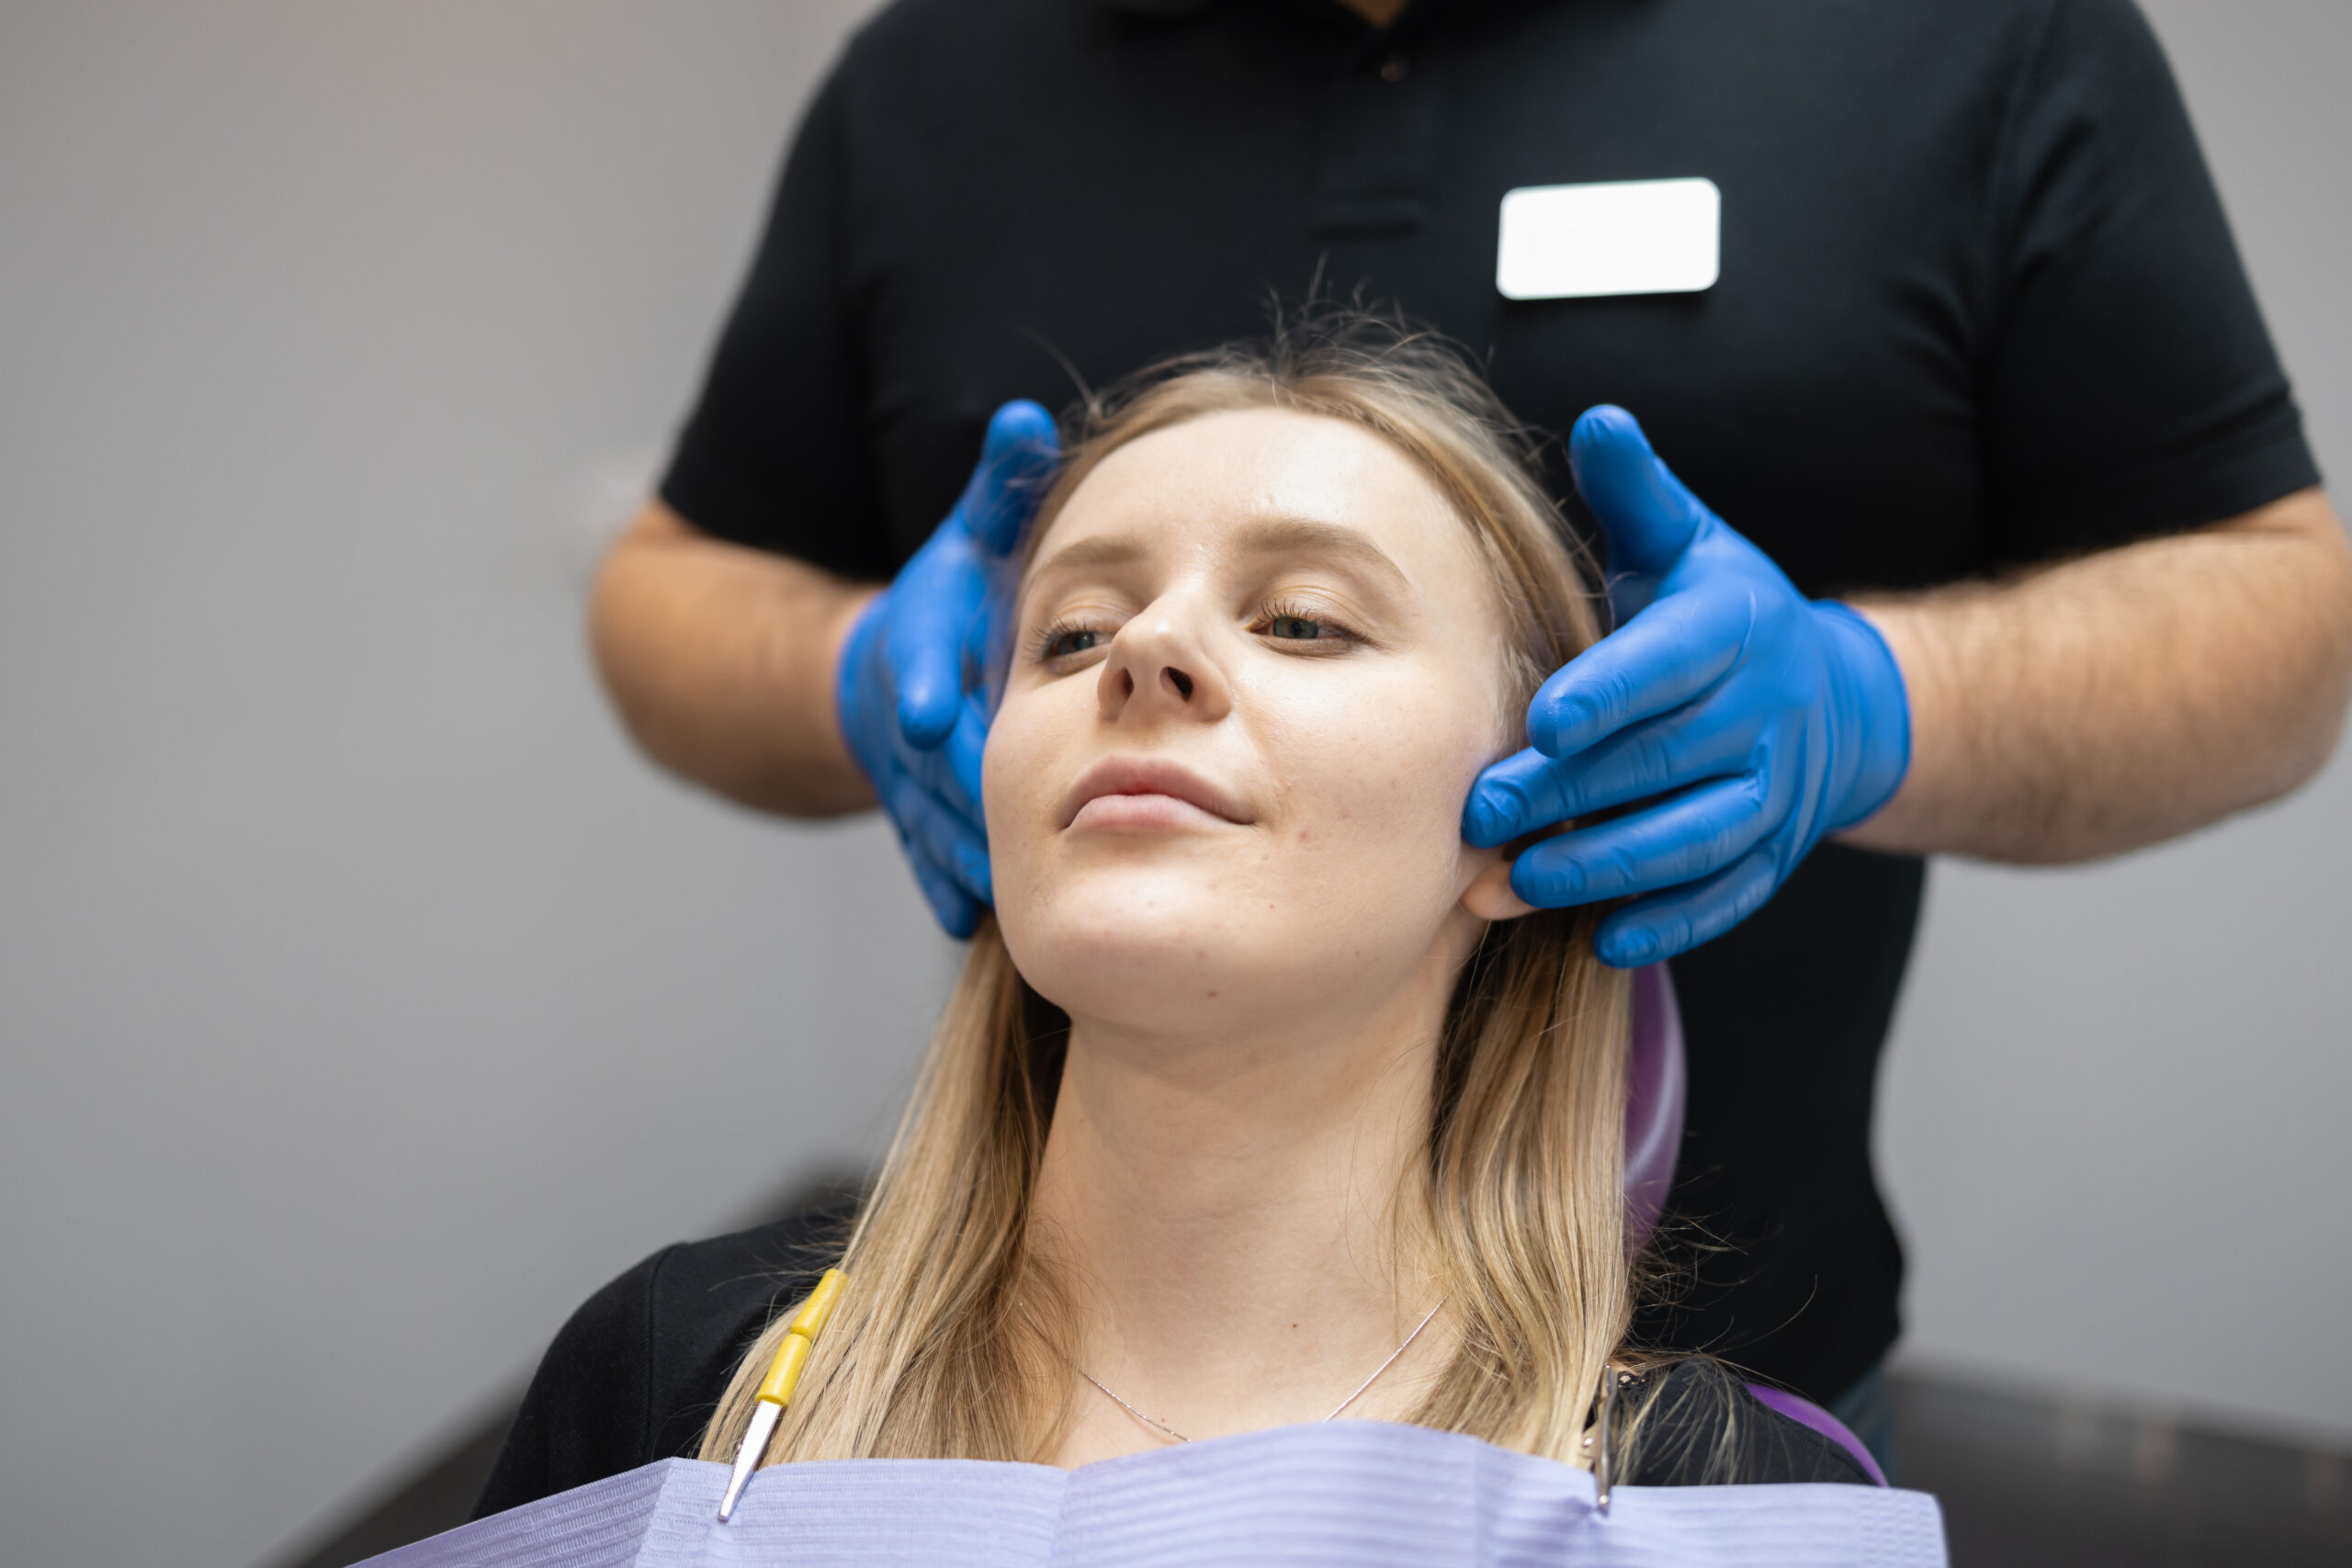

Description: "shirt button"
1379 53 1409 83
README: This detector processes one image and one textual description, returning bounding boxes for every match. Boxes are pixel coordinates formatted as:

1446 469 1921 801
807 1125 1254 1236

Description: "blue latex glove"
1463 407 1910 967
836 400 1059 937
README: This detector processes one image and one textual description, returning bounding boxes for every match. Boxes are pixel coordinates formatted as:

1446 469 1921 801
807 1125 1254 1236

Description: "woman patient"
477 319 1870 1513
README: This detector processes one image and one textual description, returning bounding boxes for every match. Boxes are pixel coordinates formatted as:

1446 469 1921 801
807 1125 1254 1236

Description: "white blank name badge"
1496 178 1721 301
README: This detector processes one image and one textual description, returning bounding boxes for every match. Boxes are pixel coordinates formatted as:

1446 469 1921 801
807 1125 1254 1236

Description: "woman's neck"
1026 985 1455 1467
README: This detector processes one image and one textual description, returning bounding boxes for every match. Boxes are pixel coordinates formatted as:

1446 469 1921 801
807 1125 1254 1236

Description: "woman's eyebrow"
1231 515 1410 593
1024 515 1409 595
1017 533 1145 626
1027 533 1145 582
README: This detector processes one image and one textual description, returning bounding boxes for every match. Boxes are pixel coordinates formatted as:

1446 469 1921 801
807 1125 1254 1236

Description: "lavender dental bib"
366 1420 1945 1568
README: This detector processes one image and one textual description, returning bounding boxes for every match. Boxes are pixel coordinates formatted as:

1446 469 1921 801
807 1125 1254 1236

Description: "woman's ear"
1462 853 1536 921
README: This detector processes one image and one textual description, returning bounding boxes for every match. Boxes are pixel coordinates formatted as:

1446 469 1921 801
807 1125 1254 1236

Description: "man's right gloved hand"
835 400 1059 937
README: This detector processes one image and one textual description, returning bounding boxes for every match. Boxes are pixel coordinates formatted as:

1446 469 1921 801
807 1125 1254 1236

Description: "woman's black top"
473 1209 1871 1519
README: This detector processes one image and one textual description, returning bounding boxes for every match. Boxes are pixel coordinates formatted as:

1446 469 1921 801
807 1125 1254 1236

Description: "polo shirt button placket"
1312 39 1440 240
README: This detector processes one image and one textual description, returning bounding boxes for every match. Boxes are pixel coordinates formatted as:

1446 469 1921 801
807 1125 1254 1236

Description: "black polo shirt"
655 0 2317 1402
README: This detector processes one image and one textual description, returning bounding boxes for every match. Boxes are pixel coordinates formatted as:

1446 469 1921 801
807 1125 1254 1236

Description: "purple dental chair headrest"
1621 966 1887 1486
1622 963 1686 1254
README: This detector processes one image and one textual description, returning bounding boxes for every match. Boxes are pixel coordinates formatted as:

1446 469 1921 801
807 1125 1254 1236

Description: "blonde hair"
702 314 1721 1474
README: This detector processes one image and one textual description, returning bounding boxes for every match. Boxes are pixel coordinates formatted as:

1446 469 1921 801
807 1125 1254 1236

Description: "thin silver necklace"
1071 1295 1451 1445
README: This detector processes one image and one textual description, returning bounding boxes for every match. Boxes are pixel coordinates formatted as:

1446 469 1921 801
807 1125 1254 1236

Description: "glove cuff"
1812 600 1912 829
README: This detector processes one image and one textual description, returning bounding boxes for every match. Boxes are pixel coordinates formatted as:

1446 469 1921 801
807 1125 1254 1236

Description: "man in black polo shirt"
585 0 2352 1452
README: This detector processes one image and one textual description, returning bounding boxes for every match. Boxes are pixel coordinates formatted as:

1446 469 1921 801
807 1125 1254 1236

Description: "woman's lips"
1068 792 1234 832
1060 756 1251 831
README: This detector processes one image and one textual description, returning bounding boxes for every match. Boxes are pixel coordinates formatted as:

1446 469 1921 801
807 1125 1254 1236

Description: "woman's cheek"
1290 673 1485 860
1393 682 1511 868
982 690 1052 878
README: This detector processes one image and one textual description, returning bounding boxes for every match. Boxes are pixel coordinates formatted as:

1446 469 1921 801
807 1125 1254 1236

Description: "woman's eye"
1041 626 1104 660
1256 603 1357 648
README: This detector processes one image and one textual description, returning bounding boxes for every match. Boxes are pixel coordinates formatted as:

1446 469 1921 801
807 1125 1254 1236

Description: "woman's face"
985 407 1524 1037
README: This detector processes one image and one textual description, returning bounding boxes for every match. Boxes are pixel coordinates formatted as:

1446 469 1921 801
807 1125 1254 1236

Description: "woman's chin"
1001 887 1323 1036
996 852 1473 1035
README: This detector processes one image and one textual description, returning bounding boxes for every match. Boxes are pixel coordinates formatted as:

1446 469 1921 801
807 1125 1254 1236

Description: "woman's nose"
1096 603 1231 725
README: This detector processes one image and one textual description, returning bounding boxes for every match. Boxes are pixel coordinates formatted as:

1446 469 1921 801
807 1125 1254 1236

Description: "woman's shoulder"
470 1200 853 1518
1616 1359 1879 1488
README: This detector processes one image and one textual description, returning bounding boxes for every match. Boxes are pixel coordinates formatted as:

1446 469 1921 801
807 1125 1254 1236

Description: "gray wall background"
0 4 2341 1566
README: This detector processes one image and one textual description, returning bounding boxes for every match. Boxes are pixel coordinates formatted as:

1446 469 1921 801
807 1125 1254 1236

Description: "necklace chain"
1071 1295 1450 1446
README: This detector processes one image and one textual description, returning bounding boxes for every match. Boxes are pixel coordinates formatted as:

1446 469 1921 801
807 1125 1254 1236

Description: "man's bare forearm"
1842 487 2352 863
589 500 879 817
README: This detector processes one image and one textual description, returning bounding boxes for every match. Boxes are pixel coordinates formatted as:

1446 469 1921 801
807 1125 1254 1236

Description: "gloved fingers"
1471 701 1766 842
1568 406 1712 582
886 764 992 907
1462 746 1576 848
893 402 1057 748
1523 585 1751 760
888 728 987 842
958 400 1061 558
904 839 983 941
1591 836 1788 967
1523 695 1769 822
967 552 1028 715
887 530 981 750
943 694 992 820
1507 773 1774 908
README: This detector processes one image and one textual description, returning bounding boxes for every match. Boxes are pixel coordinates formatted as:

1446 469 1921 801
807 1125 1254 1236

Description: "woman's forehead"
1025 407 1480 586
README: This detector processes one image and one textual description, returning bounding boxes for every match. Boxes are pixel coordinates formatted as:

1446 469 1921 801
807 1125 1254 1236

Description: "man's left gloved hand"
1463 406 1911 966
